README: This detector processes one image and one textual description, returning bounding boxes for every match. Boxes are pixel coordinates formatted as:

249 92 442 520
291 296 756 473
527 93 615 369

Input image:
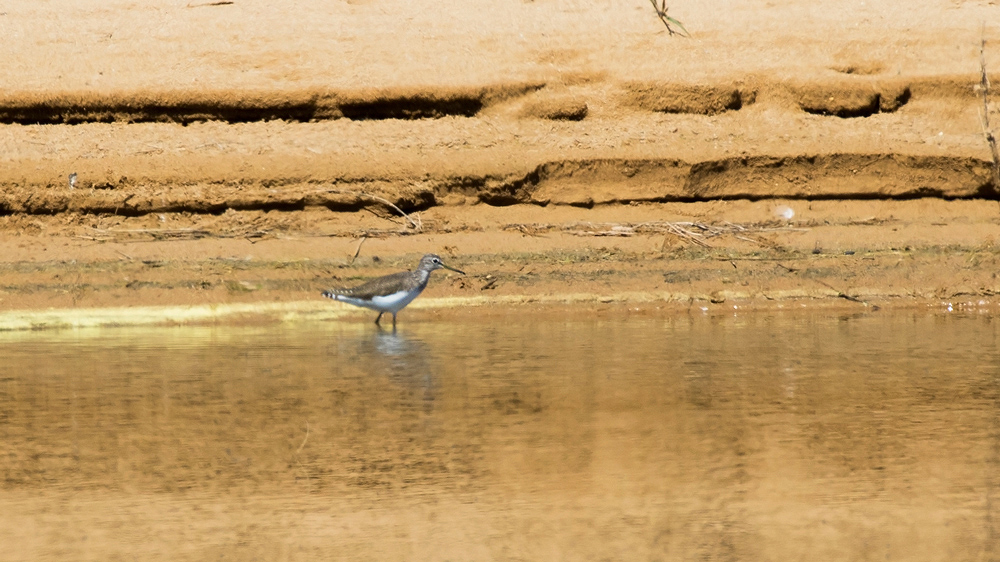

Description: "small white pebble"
774 205 795 220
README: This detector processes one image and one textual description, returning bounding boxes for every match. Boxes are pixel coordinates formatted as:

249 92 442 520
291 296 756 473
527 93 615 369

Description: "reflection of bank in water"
1 313 1000 559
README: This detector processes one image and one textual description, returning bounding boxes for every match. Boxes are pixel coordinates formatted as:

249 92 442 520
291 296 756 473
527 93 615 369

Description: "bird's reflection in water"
362 326 437 411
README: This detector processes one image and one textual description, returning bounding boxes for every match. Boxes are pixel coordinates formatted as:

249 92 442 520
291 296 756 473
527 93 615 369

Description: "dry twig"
323 189 421 230
648 0 689 37
349 236 367 265
979 29 1000 188
814 279 866 304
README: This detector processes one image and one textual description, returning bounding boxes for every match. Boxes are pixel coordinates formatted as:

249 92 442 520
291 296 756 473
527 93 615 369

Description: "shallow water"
1 310 999 561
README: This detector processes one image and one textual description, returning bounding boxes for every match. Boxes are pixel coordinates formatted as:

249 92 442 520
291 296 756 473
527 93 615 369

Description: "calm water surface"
1 310 999 561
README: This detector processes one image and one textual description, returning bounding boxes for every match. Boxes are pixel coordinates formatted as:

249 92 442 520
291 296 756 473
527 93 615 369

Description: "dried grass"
503 220 807 247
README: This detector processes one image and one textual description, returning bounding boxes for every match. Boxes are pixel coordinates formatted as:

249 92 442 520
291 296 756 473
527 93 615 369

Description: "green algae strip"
0 301 344 332
0 293 690 332
1 287 954 332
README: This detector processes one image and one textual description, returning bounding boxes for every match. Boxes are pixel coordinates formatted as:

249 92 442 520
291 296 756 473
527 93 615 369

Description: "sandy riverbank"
1 0 999 322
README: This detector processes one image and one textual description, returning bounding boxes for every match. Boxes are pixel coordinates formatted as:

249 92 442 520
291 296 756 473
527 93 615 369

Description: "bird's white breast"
335 289 421 313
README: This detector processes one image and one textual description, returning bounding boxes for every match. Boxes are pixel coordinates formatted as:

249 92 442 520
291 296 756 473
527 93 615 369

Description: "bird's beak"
442 263 466 275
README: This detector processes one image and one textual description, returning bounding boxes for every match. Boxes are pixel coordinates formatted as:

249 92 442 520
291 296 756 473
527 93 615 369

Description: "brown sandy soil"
2 0 1000 322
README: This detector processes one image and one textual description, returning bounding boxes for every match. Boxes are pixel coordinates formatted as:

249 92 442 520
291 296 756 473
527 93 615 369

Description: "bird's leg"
392 313 397 328
374 312 383 325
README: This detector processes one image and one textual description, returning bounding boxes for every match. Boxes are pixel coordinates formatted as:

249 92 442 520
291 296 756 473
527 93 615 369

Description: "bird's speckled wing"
325 270 417 300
